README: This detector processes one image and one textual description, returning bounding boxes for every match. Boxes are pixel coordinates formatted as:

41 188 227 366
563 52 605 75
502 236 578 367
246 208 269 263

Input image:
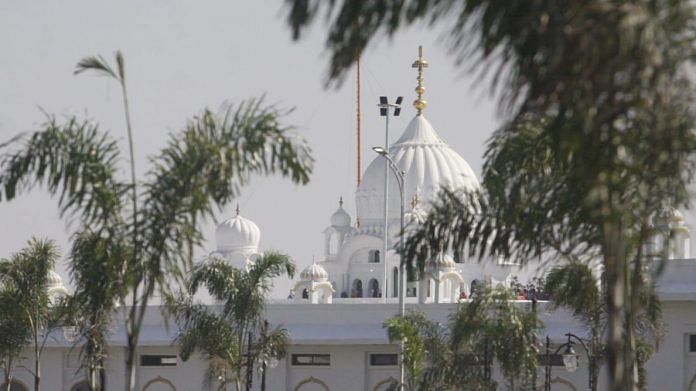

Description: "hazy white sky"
5 1 683 297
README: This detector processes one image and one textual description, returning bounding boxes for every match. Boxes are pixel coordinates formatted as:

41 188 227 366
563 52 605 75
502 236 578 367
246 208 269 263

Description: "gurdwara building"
5 50 696 391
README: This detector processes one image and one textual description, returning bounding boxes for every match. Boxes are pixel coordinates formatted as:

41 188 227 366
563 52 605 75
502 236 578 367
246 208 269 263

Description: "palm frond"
74 55 119 80
0 115 126 228
544 262 602 323
139 98 311 297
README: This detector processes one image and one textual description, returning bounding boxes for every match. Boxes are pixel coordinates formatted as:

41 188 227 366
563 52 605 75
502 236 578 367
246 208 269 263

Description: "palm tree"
449 285 540 390
0 285 29 391
384 287 540 390
67 229 129 391
171 251 295 391
255 320 289 391
0 238 67 391
384 311 435 390
544 263 603 391
285 3 696 389
545 262 664 390
0 52 313 390
400 109 692 389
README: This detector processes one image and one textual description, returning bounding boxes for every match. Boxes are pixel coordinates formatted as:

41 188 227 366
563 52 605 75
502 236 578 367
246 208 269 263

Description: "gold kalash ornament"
412 45 429 115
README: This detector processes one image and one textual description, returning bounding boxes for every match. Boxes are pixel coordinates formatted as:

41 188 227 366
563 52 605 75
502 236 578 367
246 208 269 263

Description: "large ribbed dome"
356 115 480 223
215 210 261 252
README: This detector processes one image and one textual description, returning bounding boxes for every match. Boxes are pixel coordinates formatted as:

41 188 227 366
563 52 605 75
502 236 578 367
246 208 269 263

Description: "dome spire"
410 194 420 209
339 196 344 208
235 203 240 216
412 45 429 115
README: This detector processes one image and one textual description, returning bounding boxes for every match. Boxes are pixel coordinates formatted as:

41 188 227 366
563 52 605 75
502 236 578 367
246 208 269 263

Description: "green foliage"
0 51 313 391
0 238 68 391
0 116 125 226
384 311 435 390
451 285 540 389
0 286 29 387
0 238 58 303
545 263 603 326
384 287 540 390
171 252 294 390
289 1 696 387
544 262 664 389
67 229 130 389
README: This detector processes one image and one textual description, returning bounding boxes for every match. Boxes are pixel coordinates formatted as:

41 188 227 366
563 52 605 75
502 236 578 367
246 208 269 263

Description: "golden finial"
235 204 240 216
339 196 344 208
412 45 429 115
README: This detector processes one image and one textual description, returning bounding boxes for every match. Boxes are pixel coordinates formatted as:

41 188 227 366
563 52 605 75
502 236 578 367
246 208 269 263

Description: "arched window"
142 376 176 391
373 377 398 391
471 279 481 297
351 279 363 297
368 250 380 263
392 267 399 297
368 278 380 298
294 376 330 391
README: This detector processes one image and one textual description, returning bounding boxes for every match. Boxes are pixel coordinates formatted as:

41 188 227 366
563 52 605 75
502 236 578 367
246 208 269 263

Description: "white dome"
669 208 685 224
356 115 479 223
330 198 351 227
47 270 63 287
300 261 329 282
215 209 261 252
47 270 68 300
430 253 456 270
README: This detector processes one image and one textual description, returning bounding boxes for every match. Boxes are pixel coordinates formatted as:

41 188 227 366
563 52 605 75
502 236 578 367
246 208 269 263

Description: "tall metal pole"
356 56 362 189
377 97 402 301
398 172 406 390
245 331 253 391
374 148 406 389
383 111 390 303
566 332 595 391
545 336 551 391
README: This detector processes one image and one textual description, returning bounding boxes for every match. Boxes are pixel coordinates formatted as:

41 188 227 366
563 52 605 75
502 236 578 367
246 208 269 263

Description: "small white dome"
669 208 685 224
47 270 63 287
430 253 456 270
300 261 329 282
330 198 351 227
216 207 261 252
46 270 68 301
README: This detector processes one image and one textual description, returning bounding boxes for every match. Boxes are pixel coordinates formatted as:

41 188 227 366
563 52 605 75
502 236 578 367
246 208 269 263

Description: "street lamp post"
565 333 595 391
544 334 595 391
377 96 402 303
372 146 406 389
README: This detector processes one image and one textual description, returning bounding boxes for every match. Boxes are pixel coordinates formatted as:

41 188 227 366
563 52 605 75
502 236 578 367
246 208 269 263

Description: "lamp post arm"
383 156 405 195
565 333 589 354
566 333 595 391
546 338 576 391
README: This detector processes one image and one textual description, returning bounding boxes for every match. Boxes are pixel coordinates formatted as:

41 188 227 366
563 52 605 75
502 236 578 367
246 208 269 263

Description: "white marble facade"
5 109 696 391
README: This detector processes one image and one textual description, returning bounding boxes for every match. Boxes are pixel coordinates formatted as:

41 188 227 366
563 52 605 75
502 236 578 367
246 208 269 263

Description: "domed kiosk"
212 205 262 269
293 260 334 304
